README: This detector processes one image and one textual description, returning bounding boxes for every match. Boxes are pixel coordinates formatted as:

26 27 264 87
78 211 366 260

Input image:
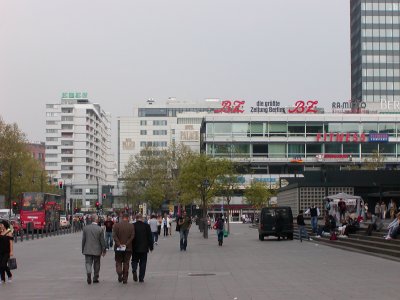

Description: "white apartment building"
45 93 115 211
117 98 221 175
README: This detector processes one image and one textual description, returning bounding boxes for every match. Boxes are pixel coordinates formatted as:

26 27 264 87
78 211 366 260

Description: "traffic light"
59 181 63 189
95 202 100 210
74 207 78 213
102 193 106 200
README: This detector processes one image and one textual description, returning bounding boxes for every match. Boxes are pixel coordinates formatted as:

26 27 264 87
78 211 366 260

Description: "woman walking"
214 216 225 246
0 220 14 284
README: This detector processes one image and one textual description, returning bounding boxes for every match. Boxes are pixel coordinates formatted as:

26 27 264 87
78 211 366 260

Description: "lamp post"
202 179 209 239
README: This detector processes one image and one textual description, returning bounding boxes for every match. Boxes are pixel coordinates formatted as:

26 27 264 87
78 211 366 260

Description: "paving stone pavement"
1 223 400 300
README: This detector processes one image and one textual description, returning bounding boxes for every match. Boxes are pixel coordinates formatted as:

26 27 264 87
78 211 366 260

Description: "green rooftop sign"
62 92 88 99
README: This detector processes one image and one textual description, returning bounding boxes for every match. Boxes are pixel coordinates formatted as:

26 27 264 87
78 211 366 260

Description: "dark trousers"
0 253 12 282
163 226 168 236
180 229 189 250
131 252 148 281
152 232 159 243
115 251 132 281
85 255 101 280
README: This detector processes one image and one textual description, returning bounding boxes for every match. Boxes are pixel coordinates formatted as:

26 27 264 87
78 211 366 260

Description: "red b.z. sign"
214 100 245 114
288 100 318 114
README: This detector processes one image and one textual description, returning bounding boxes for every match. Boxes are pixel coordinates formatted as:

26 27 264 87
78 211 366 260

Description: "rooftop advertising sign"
214 100 245 113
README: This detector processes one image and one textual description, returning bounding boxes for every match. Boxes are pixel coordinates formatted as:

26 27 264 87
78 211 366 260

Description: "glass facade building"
201 114 400 173
351 0 400 105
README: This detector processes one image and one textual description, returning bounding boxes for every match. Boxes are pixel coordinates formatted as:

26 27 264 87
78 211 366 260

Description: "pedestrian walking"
214 215 224 246
81 214 106 284
148 215 159 245
178 211 192 251
305 205 320 234
161 214 170 237
104 216 114 250
131 214 153 283
297 210 312 242
112 213 134 284
0 220 14 284
374 202 381 219
157 215 162 236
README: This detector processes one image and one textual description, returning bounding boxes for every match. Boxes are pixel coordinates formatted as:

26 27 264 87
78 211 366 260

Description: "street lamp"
202 179 210 239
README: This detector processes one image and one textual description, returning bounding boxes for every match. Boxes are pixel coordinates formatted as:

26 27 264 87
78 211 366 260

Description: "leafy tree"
215 163 240 233
178 154 232 238
363 149 386 170
0 117 57 209
244 181 274 222
122 143 193 213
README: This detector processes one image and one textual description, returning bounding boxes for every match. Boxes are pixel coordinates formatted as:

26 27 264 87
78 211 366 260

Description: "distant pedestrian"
338 199 347 222
305 205 320 234
81 214 106 284
178 211 192 251
0 220 14 284
113 213 134 284
148 215 159 245
389 199 397 220
374 202 381 219
161 214 170 237
381 202 387 220
104 216 114 250
297 210 311 242
131 214 153 283
214 215 225 246
157 215 162 236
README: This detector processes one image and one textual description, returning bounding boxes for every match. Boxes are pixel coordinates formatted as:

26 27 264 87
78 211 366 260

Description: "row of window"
140 120 168 126
362 55 400 64
205 122 399 136
140 141 168 147
363 81 400 90
362 94 400 101
361 2 400 11
362 28 400 38
206 143 400 158
362 15 400 24
362 68 400 77
140 130 168 135
362 42 400 51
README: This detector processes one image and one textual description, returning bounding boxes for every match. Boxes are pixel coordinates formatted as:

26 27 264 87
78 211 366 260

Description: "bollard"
37 228 39 239
20 230 23 242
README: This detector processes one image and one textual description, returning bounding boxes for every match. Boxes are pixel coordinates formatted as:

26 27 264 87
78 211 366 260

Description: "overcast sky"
0 0 350 153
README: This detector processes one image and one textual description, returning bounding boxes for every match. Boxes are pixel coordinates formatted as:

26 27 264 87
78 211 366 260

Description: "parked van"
258 206 293 241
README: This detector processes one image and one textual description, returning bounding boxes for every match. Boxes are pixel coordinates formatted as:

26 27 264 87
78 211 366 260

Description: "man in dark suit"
82 214 106 284
131 214 153 282
113 213 135 284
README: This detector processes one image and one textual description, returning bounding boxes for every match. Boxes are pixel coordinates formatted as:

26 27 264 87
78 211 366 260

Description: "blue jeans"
311 216 318 233
298 225 309 241
105 232 113 249
152 232 158 243
217 229 224 242
180 229 189 250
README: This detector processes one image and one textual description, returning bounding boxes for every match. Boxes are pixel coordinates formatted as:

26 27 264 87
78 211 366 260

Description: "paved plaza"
1 223 400 300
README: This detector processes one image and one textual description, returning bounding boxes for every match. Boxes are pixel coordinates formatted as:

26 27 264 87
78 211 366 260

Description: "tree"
363 149 386 170
0 117 57 210
244 181 273 223
122 143 193 213
215 163 240 233
178 154 232 238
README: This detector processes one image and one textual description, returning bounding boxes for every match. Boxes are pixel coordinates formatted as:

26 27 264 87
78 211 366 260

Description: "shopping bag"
8 257 17 270
223 230 229 238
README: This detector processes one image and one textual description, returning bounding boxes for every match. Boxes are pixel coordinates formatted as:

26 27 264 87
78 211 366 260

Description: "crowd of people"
81 211 194 284
297 198 400 241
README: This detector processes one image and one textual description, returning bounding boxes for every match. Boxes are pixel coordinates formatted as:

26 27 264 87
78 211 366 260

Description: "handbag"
8 257 17 270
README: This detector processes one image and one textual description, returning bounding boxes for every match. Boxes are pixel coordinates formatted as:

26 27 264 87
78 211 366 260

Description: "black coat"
132 220 154 253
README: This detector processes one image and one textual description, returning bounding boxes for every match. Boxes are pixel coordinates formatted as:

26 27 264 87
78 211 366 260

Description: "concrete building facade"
45 93 115 211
